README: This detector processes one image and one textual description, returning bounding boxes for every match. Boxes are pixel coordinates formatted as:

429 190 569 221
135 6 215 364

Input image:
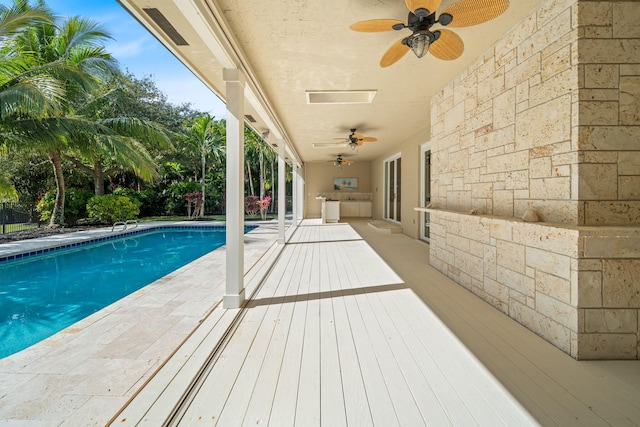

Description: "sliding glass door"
384 155 401 223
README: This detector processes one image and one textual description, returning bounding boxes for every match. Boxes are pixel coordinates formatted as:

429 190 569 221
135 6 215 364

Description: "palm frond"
60 16 113 51
0 74 66 117
100 117 173 150
0 0 52 41
94 134 159 181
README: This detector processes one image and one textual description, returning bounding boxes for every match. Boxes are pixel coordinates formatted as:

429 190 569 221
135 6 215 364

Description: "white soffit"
305 90 377 105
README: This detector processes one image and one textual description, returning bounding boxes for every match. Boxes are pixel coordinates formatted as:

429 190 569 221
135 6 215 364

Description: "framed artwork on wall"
334 177 358 191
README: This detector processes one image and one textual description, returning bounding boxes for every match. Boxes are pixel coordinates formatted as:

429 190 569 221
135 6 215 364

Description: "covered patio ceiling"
118 0 544 165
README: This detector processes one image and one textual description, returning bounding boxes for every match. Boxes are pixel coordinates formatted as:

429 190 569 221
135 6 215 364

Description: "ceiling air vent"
244 114 256 123
306 90 377 105
143 8 188 46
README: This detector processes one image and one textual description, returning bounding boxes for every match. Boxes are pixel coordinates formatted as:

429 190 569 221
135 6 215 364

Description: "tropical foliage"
0 0 286 228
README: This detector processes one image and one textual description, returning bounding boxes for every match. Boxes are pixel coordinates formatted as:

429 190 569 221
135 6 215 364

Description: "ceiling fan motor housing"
407 11 437 31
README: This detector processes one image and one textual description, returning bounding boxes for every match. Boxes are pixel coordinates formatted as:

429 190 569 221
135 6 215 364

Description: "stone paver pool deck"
0 221 280 426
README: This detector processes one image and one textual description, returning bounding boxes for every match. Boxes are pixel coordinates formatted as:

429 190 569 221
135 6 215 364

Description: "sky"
19 0 227 117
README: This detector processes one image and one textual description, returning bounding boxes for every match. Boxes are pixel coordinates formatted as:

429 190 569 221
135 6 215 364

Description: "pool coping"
0 220 282 425
0 221 256 262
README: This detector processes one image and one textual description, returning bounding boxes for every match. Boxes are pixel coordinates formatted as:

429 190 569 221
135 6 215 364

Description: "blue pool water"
0 226 235 358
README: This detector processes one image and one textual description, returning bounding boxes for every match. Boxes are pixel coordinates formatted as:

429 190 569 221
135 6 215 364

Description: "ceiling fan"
331 154 354 167
350 0 510 67
314 128 377 150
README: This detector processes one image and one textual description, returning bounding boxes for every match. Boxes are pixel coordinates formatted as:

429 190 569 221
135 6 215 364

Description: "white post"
224 68 245 309
278 141 286 244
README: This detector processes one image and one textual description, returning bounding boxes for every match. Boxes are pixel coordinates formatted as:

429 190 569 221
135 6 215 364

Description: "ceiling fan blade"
430 29 464 60
350 19 404 32
353 134 378 144
380 38 410 67
442 0 510 28
405 0 441 15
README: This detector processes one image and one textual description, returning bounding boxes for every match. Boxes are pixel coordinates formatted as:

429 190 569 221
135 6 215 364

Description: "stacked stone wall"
578 2 640 225
429 0 640 359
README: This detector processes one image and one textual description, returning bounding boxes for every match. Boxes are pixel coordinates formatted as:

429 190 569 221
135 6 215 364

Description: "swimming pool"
0 226 246 358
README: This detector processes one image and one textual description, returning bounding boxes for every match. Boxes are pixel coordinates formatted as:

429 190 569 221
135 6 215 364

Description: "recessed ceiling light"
306 90 377 105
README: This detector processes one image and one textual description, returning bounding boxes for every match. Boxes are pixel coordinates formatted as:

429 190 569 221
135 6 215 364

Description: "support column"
277 141 286 244
223 68 245 309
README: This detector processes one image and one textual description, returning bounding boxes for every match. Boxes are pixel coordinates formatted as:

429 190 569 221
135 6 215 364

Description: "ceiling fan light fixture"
349 141 358 150
408 31 432 58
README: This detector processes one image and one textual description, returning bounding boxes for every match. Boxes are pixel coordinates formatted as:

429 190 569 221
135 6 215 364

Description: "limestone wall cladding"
430 209 640 359
431 0 640 226
430 210 581 356
429 0 640 359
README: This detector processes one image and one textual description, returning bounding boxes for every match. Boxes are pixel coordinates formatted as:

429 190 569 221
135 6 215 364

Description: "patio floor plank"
171 221 537 426
318 242 348 427
240 243 310 426
109 219 640 426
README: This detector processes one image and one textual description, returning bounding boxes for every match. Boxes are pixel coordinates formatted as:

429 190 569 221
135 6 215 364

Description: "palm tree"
184 113 224 217
244 125 260 197
0 1 62 121
61 89 174 195
7 15 118 225
244 125 274 201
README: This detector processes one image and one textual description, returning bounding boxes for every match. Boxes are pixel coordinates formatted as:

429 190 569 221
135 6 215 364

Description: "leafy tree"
0 145 52 206
0 176 18 201
95 71 201 133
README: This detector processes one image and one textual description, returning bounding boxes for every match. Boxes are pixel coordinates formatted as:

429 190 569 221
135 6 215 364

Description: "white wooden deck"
114 219 640 426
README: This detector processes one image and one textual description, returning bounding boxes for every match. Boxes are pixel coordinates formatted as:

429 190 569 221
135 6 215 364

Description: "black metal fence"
0 202 40 234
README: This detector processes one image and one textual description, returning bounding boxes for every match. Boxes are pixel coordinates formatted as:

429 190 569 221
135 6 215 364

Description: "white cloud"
106 37 149 59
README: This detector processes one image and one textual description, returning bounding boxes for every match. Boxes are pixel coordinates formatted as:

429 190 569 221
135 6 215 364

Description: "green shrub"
36 187 93 225
87 194 140 223
112 187 141 204
112 188 163 217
